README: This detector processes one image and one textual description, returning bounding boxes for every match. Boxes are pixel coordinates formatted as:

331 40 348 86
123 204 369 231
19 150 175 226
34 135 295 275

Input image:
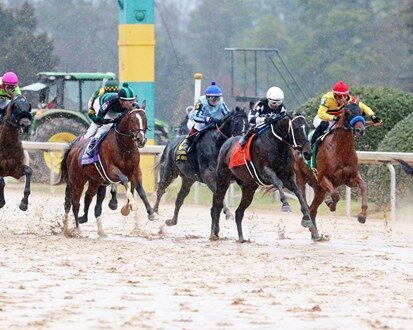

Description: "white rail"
22 142 412 221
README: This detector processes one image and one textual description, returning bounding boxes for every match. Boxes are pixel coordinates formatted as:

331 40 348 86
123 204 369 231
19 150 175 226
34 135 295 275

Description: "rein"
215 112 248 139
114 108 147 139
268 115 306 150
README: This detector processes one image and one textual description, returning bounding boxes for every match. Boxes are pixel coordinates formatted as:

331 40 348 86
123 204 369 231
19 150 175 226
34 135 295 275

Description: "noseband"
114 109 147 143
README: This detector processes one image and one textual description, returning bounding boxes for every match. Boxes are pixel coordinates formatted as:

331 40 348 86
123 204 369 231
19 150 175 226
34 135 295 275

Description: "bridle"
114 108 147 146
1 96 31 131
215 111 248 139
267 114 309 151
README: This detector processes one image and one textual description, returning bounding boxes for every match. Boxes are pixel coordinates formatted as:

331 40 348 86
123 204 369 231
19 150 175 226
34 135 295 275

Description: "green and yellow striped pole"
118 0 156 192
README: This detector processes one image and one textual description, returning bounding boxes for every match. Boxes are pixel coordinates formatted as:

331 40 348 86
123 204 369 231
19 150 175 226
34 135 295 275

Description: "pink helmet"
2 71 19 85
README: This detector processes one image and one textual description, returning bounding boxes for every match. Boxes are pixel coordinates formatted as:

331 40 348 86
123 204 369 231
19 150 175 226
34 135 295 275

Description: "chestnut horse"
294 102 368 234
0 95 32 210
210 113 323 242
60 105 155 237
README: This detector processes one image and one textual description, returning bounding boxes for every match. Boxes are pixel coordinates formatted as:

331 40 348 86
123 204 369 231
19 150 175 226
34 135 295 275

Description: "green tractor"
22 72 172 182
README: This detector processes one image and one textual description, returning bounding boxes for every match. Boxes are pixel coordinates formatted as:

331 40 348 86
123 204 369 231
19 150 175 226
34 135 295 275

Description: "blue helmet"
205 81 222 97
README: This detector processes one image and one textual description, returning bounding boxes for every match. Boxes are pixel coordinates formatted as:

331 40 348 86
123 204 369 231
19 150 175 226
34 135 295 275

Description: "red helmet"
332 81 349 95
2 71 19 85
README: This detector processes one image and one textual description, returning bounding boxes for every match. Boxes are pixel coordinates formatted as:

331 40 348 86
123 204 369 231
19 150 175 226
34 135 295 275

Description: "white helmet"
266 86 284 101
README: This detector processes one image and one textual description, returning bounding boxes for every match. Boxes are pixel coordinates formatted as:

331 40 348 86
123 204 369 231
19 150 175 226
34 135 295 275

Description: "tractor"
22 72 172 182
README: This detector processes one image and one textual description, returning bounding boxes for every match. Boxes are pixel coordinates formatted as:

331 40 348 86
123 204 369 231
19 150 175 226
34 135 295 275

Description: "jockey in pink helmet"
0 71 22 99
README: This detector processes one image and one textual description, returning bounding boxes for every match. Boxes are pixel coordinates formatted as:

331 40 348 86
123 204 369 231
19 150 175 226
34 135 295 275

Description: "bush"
295 86 413 151
367 112 413 205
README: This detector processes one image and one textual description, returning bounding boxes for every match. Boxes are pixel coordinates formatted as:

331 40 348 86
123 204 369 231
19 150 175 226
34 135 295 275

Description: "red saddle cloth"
228 135 255 169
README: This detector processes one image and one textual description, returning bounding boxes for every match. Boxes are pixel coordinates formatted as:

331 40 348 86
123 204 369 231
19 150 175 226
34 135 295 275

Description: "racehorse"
394 159 413 176
294 102 368 232
210 112 323 242
153 107 249 226
60 104 155 237
0 95 32 211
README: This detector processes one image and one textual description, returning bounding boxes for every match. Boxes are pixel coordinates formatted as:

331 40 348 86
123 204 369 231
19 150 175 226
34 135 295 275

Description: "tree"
0 2 58 85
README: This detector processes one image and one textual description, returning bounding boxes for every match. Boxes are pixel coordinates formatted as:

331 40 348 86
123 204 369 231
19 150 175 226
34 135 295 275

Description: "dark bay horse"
60 105 155 237
294 102 368 232
0 95 32 210
210 113 323 242
153 107 248 226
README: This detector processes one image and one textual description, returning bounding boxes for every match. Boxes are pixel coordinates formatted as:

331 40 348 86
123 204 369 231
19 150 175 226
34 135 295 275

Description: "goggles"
268 99 282 106
5 84 17 89
334 93 347 100
208 96 221 102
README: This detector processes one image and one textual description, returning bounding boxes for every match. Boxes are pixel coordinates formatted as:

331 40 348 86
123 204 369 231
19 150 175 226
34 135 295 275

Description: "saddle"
305 130 330 170
175 125 212 161
81 131 110 165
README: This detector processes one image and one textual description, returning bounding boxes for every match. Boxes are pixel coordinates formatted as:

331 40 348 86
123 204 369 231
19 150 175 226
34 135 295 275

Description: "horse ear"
141 100 146 110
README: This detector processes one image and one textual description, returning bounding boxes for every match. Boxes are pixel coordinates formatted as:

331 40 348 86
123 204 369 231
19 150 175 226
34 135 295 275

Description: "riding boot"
239 128 254 146
311 121 329 145
85 137 97 156
183 129 198 152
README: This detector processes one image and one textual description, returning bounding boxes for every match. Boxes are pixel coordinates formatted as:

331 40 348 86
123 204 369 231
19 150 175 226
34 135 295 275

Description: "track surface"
0 185 412 329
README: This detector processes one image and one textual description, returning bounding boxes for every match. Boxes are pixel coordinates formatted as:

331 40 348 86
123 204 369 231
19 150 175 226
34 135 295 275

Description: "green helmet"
103 79 119 93
118 82 136 100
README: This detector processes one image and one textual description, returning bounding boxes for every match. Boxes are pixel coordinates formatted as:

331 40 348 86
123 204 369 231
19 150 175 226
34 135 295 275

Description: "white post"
193 73 202 204
386 163 397 221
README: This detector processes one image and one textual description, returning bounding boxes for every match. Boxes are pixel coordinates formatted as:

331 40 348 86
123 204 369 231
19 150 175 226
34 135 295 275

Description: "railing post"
386 163 397 221
193 73 202 204
346 186 351 217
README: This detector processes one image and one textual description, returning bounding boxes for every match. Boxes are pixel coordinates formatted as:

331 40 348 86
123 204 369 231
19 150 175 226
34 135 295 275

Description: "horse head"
338 102 366 138
218 106 248 138
5 95 32 133
116 100 148 148
270 113 311 160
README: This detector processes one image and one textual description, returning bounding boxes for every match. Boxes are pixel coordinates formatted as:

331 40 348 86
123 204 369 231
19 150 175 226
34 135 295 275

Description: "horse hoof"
312 233 330 241
301 219 314 229
0 202 5 209
281 204 292 212
225 213 234 221
19 202 28 211
108 201 118 210
237 238 249 243
209 234 219 241
78 216 88 224
357 215 366 224
326 201 336 212
165 219 177 227
148 212 156 221
121 204 131 216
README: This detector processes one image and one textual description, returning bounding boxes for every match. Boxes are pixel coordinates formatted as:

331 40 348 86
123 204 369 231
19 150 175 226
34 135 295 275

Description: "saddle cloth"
175 137 189 161
228 135 255 169
81 131 109 165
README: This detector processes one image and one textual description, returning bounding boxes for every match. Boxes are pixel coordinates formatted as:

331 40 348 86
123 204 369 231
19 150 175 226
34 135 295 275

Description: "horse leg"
94 185 108 237
349 173 368 223
203 170 234 220
284 178 322 241
274 177 291 212
234 184 256 243
19 165 32 211
63 184 72 236
78 183 97 224
325 188 340 212
165 177 195 226
0 177 5 208
114 169 138 214
108 183 118 210
135 180 156 221
153 160 179 213
210 165 233 240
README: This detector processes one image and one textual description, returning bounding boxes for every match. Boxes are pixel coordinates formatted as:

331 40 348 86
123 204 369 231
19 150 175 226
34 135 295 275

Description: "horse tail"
394 158 413 176
58 137 80 184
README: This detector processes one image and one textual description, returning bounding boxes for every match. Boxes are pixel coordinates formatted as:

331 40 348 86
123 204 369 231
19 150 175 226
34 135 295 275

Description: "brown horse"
294 102 368 235
0 95 32 211
60 104 155 237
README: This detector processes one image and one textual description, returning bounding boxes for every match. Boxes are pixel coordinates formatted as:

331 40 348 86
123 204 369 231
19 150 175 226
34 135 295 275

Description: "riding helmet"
205 81 222 97
332 81 349 95
2 71 19 85
266 86 284 101
118 82 136 100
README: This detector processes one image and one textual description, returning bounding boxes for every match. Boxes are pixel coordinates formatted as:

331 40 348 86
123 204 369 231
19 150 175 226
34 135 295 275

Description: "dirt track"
0 184 412 329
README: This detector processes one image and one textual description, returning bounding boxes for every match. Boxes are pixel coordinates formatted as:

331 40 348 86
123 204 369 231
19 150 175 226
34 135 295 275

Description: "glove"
264 117 272 124
371 115 381 123
332 116 339 122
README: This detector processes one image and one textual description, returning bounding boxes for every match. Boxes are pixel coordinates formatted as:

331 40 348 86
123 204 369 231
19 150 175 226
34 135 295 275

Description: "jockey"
239 86 287 146
0 71 22 118
85 82 136 156
311 81 381 145
184 81 229 150
85 79 119 138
